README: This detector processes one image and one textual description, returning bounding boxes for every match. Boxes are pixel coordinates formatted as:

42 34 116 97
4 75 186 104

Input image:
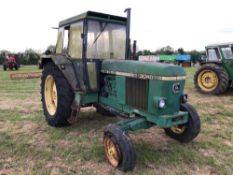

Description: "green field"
0 66 233 175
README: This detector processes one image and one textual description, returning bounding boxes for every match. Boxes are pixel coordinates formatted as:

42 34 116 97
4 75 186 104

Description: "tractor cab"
194 43 233 94
204 43 233 79
56 11 127 59
205 43 233 62
50 11 129 93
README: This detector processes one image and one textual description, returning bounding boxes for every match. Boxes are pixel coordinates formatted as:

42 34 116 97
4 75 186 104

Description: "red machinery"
3 55 19 71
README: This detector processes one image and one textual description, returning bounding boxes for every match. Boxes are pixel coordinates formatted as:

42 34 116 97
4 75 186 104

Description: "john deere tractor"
194 43 233 94
40 10 200 171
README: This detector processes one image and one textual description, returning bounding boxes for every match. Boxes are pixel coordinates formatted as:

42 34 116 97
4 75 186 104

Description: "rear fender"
40 55 80 91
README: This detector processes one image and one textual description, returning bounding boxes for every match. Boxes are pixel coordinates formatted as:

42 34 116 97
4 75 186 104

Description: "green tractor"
194 43 233 94
40 10 201 171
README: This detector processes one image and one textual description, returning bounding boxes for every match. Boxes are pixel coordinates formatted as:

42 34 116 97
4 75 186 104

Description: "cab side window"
207 48 221 61
55 28 63 54
68 22 83 59
221 47 233 59
55 27 69 55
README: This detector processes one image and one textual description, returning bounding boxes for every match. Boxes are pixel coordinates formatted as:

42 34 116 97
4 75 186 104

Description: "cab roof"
59 11 127 27
206 42 233 48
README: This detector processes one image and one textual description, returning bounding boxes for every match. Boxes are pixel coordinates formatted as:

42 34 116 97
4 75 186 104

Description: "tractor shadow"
133 134 200 169
63 107 120 132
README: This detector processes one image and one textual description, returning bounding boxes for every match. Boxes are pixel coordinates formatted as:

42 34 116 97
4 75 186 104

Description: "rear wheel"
164 103 201 143
194 64 229 94
41 63 74 127
15 64 18 70
103 124 136 171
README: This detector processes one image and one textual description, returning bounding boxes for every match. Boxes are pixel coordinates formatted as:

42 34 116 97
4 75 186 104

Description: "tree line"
136 46 205 63
0 45 205 65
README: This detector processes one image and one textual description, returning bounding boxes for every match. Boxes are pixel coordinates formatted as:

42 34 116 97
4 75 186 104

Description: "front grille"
126 78 148 111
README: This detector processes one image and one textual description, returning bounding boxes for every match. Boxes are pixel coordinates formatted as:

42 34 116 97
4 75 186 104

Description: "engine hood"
101 59 186 80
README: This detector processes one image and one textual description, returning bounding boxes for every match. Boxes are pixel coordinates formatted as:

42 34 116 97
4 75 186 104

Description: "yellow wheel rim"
197 70 219 92
171 125 186 134
104 137 120 167
44 75 58 116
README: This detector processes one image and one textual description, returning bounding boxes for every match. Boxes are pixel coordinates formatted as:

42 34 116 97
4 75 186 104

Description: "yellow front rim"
197 70 219 92
104 137 120 167
171 125 186 134
44 75 58 116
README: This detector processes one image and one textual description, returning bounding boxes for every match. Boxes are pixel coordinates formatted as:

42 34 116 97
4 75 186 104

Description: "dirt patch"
224 140 233 147
0 121 14 132
80 107 96 113
131 127 172 148
192 166 218 175
78 161 121 175
0 97 41 112
199 148 216 157
0 120 49 148
11 120 38 135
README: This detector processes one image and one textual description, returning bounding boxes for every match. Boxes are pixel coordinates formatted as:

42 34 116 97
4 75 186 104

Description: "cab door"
220 46 233 79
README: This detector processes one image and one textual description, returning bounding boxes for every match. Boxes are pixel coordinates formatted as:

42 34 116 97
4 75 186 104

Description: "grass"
0 65 233 175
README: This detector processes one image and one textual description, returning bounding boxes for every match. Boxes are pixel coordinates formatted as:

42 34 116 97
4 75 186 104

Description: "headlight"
154 97 167 109
158 98 166 109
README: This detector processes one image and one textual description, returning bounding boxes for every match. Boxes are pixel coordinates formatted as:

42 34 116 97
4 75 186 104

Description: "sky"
0 0 233 53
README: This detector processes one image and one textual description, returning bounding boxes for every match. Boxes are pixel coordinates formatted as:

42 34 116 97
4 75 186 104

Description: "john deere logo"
173 83 181 93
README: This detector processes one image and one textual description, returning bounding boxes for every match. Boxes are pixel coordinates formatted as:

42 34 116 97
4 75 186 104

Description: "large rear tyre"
194 64 229 95
41 63 74 127
103 124 136 171
164 103 201 143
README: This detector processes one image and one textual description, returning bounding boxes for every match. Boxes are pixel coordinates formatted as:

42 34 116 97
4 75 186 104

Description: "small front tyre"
103 124 136 171
164 103 201 143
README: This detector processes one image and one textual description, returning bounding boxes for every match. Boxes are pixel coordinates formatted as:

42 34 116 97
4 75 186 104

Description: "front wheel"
164 103 201 143
41 63 74 127
103 124 136 171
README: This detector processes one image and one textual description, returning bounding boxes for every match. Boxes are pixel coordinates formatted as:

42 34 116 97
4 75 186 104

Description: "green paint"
222 60 233 79
116 76 125 104
121 104 188 128
75 92 98 105
147 80 185 115
117 118 153 131
101 59 186 77
99 96 123 111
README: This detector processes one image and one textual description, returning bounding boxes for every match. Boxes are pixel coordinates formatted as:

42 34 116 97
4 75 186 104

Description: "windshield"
87 20 126 59
221 47 233 59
